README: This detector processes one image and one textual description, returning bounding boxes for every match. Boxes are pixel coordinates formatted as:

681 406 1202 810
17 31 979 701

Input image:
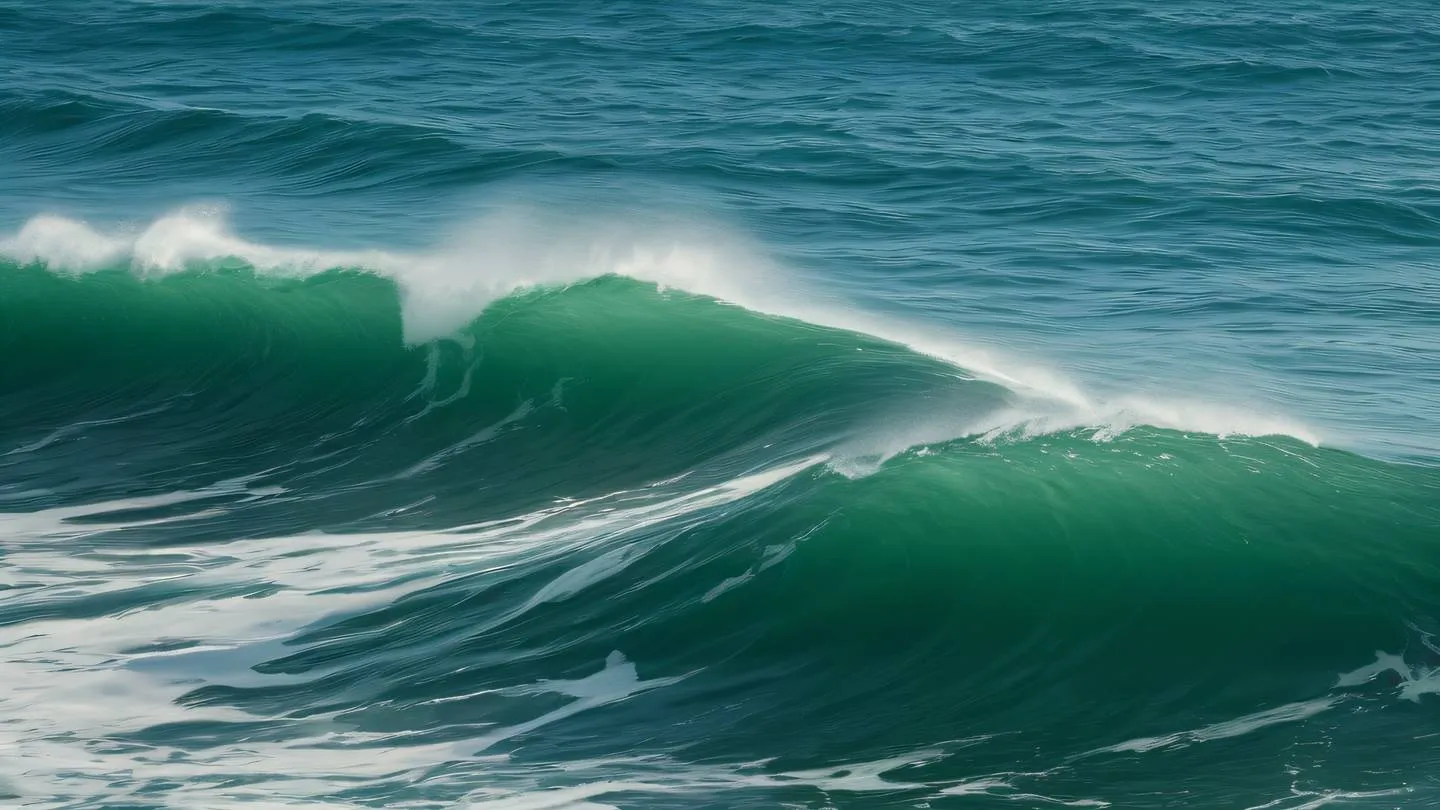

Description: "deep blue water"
3 2 1439 808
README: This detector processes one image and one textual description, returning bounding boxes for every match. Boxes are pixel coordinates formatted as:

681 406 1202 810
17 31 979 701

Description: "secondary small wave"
3 422 1437 809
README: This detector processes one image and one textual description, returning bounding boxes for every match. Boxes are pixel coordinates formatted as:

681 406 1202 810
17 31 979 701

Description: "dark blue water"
3 2 1439 808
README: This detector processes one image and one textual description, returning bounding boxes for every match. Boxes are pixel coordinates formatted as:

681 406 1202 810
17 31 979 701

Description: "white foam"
0 207 1321 445
0 474 284 545
1073 647 1440 773
6 469 1065 809
0 207 399 277
515 454 825 609
451 747 1112 810
1336 649 1440 702
0 214 129 268
398 399 535 478
468 651 690 753
0 453 834 809
1242 787 1412 810
1083 697 1340 757
1 403 172 457
702 519 818 603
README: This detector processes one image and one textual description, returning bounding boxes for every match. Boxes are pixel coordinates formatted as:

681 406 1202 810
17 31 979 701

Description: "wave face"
6 0 1440 808
3 247 1439 809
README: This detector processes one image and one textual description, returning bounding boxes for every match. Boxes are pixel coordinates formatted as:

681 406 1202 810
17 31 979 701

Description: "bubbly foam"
1083 697 1341 757
0 207 1321 445
1336 649 1440 702
0 456 826 808
0 208 399 277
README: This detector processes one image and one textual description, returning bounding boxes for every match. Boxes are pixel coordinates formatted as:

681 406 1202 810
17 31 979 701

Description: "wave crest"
1 206 1320 445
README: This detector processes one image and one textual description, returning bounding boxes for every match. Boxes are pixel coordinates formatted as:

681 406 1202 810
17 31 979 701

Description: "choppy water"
3 2 1439 808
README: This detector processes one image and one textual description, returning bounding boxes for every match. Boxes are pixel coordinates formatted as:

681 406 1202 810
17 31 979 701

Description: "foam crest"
0 208 400 276
829 391 1320 479
1 207 1321 444
969 396 1321 447
1 214 129 268
392 207 789 343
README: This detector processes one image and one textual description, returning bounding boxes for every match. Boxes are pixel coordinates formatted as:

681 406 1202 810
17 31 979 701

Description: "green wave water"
3 251 1438 808
5 0 1440 807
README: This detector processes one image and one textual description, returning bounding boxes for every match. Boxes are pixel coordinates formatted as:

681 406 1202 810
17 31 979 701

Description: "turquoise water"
2 2 1439 808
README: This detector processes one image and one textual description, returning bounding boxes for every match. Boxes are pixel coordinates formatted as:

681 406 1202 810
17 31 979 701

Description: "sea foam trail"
0 208 1321 446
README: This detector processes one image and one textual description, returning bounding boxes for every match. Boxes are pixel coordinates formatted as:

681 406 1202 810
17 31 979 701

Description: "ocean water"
2 1 1439 808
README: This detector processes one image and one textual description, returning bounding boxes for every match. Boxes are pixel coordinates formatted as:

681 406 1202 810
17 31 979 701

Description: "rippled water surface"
3 1 1439 808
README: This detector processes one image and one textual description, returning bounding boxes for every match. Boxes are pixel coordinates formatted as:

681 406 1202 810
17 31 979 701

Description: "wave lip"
0 208 1323 448
1 209 400 277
